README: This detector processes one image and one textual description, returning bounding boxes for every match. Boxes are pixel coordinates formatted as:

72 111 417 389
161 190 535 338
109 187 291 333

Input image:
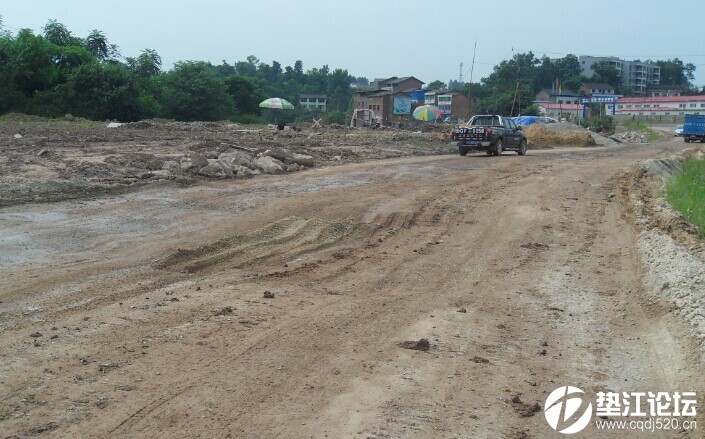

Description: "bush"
667 158 705 237
233 113 262 124
324 110 346 125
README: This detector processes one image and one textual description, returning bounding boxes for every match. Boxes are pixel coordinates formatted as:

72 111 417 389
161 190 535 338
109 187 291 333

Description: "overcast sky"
2 0 705 88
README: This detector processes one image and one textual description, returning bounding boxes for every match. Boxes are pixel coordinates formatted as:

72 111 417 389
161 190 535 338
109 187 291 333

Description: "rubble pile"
176 147 315 179
610 131 648 143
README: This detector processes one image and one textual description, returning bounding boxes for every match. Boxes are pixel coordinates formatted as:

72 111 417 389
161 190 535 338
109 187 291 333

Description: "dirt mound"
523 124 596 148
1 113 49 122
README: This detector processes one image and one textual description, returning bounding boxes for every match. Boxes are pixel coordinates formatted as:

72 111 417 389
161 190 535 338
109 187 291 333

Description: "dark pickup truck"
454 115 527 156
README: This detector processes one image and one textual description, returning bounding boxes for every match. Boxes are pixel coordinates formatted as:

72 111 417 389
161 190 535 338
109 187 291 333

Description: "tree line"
427 53 698 116
0 18 356 123
0 18 699 122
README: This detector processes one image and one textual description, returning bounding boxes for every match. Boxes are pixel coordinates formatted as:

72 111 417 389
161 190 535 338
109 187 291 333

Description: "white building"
579 56 660 96
605 95 705 116
537 103 582 121
299 94 327 112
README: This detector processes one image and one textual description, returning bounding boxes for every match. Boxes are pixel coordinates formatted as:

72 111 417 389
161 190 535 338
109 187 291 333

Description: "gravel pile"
638 231 705 359
611 131 648 143
633 156 705 361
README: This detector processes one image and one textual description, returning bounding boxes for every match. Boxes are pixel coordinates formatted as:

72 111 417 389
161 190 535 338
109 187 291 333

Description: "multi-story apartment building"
579 56 660 95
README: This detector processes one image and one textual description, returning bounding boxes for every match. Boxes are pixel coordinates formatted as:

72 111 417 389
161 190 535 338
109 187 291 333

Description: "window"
679 104 686 108
618 105 623 109
701 104 705 108
689 103 697 108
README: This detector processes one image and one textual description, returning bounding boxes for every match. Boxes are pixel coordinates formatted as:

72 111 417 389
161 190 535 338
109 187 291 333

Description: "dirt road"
1 137 702 438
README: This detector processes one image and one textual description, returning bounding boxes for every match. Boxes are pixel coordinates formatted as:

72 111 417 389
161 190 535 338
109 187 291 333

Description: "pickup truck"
683 114 705 143
454 115 527 156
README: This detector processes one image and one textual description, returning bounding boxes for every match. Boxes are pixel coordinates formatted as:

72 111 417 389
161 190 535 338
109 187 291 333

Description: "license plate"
467 141 477 145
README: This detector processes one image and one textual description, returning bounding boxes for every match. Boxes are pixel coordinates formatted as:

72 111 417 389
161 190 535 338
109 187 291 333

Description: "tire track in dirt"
155 216 355 274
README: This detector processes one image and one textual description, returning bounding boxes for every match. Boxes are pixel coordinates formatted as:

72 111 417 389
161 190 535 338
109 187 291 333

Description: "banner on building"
393 97 412 114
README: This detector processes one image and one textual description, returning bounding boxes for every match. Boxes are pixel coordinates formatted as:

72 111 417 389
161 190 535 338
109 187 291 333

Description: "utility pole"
459 62 464 83
467 38 477 122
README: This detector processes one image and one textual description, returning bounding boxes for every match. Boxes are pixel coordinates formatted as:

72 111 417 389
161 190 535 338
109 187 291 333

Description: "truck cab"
455 115 527 156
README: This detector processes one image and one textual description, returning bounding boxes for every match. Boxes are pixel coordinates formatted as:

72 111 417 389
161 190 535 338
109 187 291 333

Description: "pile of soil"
524 124 596 148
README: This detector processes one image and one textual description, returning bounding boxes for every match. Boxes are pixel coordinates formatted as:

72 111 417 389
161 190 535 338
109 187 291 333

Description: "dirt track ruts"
1 138 703 438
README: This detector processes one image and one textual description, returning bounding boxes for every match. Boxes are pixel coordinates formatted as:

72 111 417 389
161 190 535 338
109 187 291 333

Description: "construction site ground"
1 118 704 438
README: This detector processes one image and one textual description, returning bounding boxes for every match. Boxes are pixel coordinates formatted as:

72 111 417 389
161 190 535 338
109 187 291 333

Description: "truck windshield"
471 116 500 126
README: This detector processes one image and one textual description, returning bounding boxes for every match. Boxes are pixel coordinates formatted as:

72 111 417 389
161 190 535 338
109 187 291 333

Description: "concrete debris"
611 131 647 143
642 157 685 179
106 122 124 128
252 156 284 174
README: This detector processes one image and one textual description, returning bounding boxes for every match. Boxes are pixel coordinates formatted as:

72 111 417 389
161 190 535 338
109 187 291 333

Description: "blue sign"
581 97 617 104
581 96 618 116
393 97 412 114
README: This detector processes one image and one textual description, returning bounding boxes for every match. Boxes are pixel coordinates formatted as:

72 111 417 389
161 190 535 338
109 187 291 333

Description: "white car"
675 125 684 136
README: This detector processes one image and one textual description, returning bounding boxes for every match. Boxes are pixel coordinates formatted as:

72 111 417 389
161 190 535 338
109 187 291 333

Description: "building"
579 83 617 98
299 94 327 112
605 95 705 117
645 85 682 97
425 89 474 121
370 76 424 92
352 76 425 126
579 56 660 96
353 89 413 125
535 89 581 105
537 103 582 121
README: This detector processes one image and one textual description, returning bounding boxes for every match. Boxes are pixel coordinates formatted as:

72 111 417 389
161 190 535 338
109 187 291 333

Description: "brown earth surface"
1 123 703 438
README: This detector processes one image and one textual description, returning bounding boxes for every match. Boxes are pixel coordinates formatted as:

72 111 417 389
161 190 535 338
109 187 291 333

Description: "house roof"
385 76 423 86
617 95 705 104
615 107 680 112
536 88 579 97
646 84 683 91
300 94 326 99
538 103 582 110
367 90 410 98
581 83 615 90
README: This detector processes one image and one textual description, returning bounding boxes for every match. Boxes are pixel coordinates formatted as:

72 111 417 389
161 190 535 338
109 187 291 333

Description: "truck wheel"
458 145 468 156
493 138 503 156
517 139 527 156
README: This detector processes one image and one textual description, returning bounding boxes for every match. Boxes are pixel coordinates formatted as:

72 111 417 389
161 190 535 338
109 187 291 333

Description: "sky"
2 0 705 89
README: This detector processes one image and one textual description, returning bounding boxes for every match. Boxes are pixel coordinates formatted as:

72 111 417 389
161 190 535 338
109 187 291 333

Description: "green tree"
12 29 61 96
522 104 540 116
656 58 696 88
224 74 265 115
42 19 74 47
127 49 161 77
162 61 232 121
427 80 447 90
85 29 109 61
68 62 142 120
590 61 621 87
